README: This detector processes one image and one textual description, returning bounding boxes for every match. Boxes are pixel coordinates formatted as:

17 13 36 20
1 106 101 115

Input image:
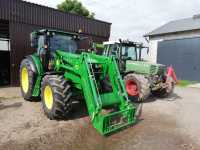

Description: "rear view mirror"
30 32 38 48
121 56 127 60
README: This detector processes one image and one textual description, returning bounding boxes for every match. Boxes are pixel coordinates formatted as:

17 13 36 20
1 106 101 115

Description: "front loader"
19 29 136 135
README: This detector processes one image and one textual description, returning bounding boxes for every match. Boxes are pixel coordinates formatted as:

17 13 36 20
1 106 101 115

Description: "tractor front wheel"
124 73 150 102
41 75 73 119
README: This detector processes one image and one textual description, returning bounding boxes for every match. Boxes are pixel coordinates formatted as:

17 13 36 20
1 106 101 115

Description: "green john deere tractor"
19 29 136 135
103 40 177 102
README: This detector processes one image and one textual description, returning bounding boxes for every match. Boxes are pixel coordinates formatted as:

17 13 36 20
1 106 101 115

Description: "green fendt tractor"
19 29 136 135
103 40 177 102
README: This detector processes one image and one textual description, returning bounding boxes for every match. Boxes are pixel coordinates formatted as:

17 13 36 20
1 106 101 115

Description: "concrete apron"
0 87 21 99
188 83 200 89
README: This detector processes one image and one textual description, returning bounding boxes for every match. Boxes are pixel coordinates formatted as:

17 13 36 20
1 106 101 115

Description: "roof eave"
144 28 200 38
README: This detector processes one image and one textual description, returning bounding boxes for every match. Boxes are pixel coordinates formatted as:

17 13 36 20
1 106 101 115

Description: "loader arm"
54 50 136 135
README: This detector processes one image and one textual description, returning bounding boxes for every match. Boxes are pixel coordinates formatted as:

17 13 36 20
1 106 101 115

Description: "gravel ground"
0 86 199 150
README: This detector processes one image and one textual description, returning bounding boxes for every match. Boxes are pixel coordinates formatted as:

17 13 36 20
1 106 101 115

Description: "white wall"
148 39 163 63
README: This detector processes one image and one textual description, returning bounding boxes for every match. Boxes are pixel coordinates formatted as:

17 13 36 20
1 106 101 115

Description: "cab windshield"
121 46 137 60
121 45 148 61
50 34 78 53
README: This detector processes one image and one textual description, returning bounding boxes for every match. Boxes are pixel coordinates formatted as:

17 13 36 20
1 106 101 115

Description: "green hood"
126 60 165 75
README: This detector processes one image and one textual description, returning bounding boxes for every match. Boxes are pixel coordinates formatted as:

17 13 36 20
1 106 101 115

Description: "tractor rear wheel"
41 75 73 119
124 73 150 102
20 58 37 101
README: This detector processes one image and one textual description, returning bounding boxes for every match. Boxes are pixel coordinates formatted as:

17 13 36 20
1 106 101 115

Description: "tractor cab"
103 40 149 73
31 29 80 53
30 29 89 71
103 40 148 61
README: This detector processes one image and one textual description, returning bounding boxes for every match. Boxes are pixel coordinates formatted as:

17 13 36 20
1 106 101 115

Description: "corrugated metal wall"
9 22 109 85
0 0 111 85
0 0 111 38
0 20 9 38
9 22 38 85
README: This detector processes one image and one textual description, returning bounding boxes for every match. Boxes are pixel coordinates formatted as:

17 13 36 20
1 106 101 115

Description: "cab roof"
103 41 120 45
33 29 79 36
103 40 143 46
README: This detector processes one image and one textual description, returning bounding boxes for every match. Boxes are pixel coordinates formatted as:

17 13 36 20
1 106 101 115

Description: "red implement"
167 66 177 83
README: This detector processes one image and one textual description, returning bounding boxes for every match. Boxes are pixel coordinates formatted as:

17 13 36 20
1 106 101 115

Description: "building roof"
145 15 200 37
0 0 111 38
22 0 112 25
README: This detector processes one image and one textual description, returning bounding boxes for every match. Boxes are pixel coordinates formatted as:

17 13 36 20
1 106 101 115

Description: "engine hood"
126 60 166 75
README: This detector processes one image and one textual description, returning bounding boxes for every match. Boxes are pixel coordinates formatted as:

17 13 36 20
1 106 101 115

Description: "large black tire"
124 73 150 102
20 57 37 101
41 75 73 119
152 76 175 98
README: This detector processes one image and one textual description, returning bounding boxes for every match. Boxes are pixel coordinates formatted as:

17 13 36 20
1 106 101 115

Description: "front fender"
29 54 44 75
26 54 44 97
122 71 135 78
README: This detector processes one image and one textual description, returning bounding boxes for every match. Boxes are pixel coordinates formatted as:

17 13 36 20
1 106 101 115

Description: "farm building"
0 0 111 86
145 14 200 81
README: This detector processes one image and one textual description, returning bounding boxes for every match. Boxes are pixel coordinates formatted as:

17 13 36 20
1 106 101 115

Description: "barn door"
157 37 200 81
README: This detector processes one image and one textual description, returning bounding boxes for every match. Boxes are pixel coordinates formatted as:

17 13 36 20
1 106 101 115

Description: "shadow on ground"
0 102 22 111
69 99 88 120
141 92 182 104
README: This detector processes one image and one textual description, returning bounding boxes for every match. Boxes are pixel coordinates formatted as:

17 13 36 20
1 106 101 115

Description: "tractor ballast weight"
19 29 136 135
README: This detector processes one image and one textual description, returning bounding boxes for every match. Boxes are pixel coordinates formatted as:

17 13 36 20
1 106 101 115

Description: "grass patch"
177 80 198 87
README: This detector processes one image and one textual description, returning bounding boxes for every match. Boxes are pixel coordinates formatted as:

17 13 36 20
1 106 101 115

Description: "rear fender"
122 71 135 78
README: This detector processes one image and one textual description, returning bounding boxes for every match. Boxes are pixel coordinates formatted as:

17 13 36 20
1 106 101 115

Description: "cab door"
37 35 49 71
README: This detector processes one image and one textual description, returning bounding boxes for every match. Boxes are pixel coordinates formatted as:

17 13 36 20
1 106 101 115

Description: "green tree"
57 0 95 19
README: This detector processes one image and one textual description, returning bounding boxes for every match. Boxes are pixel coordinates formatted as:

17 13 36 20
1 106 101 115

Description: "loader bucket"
93 106 136 135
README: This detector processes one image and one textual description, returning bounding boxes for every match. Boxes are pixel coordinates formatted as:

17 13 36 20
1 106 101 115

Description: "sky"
25 0 200 42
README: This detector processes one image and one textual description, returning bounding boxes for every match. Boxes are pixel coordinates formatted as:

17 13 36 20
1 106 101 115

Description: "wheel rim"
21 67 29 93
126 80 139 96
44 85 53 109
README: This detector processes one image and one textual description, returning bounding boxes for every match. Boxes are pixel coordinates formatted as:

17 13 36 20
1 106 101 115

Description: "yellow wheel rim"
21 67 29 93
44 85 53 109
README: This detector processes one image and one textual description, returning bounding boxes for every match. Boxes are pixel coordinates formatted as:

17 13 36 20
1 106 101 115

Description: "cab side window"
37 35 45 55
